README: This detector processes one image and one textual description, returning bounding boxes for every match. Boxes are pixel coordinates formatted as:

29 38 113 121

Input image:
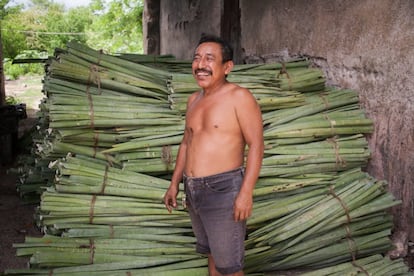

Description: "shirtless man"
164 34 264 276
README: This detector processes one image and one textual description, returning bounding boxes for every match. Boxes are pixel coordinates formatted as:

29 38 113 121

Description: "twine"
85 50 104 129
327 136 346 167
93 132 99 158
89 239 95 264
161 145 173 169
89 195 97 224
109 225 115 239
318 92 330 109
277 62 293 91
329 186 369 275
100 165 110 194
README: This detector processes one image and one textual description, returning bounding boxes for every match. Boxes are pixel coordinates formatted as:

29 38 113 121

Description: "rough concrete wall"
240 0 414 244
159 0 223 60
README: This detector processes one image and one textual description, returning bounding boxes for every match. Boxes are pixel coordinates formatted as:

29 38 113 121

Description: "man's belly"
184 137 244 177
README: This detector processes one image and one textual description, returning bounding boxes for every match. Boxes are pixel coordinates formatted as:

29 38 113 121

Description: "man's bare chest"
186 99 237 132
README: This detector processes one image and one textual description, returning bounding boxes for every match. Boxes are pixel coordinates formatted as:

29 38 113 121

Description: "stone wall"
239 0 414 245
154 0 414 252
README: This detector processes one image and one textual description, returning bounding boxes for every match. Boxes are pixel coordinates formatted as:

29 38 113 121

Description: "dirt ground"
0 166 42 273
1 77 44 274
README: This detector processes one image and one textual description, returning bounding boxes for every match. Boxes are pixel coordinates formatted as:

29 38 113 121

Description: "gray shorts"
183 167 246 275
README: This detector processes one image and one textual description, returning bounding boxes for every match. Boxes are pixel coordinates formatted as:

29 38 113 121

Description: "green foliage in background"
1 0 27 59
5 95 19 104
4 50 46 80
88 0 143 53
1 0 144 78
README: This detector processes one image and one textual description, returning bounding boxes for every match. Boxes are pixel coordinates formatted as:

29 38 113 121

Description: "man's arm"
164 92 197 213
164 132 188 213
234 89 264 221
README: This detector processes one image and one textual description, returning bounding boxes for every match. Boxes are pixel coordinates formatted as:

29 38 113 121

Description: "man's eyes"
192 56 215 62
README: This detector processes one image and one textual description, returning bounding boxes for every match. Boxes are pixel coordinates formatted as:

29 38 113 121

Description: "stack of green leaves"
14 42 185 201
6 41 412 275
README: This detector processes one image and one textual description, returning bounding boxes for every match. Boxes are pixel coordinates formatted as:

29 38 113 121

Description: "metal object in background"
0 104 27 165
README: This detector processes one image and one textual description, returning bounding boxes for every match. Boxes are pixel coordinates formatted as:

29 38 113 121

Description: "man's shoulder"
224 82 249 95
227 83 255 100
186 90 203 108
188 90 202 99
225 83 259 111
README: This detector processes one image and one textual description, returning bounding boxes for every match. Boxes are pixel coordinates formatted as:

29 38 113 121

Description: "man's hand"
164 185 179 213
233 191 253 221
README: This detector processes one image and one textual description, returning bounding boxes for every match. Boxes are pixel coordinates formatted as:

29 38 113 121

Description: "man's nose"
197 57 206 68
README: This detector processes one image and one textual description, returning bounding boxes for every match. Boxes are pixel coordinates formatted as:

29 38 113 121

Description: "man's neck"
202 80 228 96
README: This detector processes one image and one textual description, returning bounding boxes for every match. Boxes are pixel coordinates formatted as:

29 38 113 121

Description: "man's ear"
224 60 234 75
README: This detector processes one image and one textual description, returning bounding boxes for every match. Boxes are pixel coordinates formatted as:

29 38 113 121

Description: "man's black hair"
197 33 234 63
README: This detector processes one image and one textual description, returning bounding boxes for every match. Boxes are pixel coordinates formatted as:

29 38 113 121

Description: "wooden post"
143 0 160 55
0 25 6 106
221 0 242 64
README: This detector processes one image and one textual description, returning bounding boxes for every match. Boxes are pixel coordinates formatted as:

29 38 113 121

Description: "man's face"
192 42 231 89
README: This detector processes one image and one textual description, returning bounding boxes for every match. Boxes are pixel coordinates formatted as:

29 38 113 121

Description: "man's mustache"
194 69 212 75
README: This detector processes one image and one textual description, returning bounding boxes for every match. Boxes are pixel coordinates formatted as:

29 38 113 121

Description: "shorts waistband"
183 167 244 184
